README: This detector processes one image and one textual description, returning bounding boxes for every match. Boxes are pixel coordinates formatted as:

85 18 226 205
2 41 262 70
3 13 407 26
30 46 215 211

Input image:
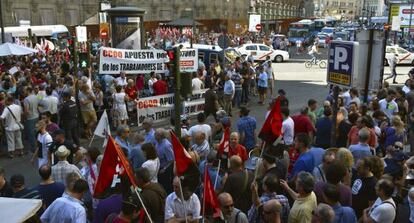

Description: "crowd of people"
0 33 413 223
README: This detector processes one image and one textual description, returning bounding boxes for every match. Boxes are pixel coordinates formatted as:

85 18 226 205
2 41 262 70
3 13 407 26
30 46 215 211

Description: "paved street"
2 56 412 187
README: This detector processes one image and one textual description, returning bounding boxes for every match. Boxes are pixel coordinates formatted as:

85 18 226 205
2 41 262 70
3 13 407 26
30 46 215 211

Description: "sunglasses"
223 203 234 209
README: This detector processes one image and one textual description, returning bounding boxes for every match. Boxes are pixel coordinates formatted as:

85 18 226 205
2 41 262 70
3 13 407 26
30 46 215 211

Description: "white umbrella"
0 198 42 222
0 42 38 56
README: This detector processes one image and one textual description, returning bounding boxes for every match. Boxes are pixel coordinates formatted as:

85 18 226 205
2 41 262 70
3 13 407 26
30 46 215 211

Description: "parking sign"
327 41 359 88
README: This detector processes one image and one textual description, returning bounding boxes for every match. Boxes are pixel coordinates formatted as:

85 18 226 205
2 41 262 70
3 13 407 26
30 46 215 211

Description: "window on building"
13 8 30 24
160 10 172 20
349 3 353 7
340 2 346 7
40 8 56 25
65 9 79 26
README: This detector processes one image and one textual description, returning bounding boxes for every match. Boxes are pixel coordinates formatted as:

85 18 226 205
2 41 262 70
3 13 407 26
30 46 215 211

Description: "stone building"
1 0 99 27
313 0 362 20
1 0 306 34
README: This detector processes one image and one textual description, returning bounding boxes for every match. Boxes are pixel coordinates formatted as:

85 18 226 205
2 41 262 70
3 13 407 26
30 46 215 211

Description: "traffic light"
78 52 89 68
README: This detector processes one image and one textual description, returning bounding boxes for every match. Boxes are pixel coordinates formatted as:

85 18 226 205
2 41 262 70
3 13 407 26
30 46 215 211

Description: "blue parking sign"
327 41 357 87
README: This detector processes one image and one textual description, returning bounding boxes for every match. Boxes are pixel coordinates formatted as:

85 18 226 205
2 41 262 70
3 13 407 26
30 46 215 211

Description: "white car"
385 45 414 65
237 43 290 62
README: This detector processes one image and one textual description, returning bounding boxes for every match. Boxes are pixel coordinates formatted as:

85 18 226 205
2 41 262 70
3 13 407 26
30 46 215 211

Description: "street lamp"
0 0 4 43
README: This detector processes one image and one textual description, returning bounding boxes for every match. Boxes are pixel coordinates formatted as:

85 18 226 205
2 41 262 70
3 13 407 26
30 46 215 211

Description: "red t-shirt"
124 86 137 99
153 80 168 95
291 114 315 136
348 126 377 148
228 144 248 162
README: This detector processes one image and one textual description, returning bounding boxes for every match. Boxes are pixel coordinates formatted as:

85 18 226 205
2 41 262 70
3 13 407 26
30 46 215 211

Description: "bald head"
263 199 282 214
218 192 234 217
313 203 335 223
218 192 233 205
194 131 206 145
229 155 243 170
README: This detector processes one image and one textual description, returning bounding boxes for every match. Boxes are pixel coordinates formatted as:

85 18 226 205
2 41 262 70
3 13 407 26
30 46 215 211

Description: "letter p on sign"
334 47 347 70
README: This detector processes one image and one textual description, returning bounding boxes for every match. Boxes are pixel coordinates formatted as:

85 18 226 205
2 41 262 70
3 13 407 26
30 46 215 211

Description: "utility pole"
0 0 5 44
409 0 414 46
173 47 182 138
191 0 195 48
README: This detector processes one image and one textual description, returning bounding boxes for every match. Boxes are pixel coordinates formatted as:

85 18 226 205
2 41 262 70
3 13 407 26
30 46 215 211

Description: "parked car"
316 33 329 48
320 27 336 36
237 43 290 62
385 45 414 65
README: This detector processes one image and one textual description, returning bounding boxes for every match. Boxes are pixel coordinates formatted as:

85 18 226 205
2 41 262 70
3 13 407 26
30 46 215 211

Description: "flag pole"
254 141 266 180
134 187 154 223
202 166 207 223
254 136 282 180
213 159 221 189
178 178 189 223
88 134 96 147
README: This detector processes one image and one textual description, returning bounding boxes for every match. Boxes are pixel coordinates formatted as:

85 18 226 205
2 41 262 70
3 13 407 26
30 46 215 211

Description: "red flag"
258 98 283 143
203 168 221 218
217 127 230 156
65 47 70 62
93 136 136 197
170 131 193 176
44 43 50 54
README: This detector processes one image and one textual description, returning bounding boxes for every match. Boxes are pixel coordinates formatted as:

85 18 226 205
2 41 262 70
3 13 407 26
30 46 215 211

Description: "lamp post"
0 0 4 44
408 0 414 46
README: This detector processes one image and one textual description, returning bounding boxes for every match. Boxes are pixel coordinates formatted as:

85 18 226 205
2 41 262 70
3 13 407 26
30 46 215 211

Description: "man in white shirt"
363 179 396 223
192 73 204 91
39 87 59 122
188 112 212 143
0 96 23 158
148 72 158 95
115 72 128 87
41 174 88 223
379 89 399 119
281 107 294 146
165 177 201 222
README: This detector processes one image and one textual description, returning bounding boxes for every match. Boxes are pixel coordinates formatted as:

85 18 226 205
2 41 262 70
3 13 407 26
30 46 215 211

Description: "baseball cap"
10 174 25 187
53 129 65 137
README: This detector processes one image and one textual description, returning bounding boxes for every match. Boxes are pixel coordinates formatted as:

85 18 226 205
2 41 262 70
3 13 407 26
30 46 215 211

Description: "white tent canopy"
0 42 38 56
0 198 42 222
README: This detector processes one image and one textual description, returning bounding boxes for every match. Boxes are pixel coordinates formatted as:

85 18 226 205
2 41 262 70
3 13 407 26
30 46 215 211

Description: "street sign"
248 14 261 32
255 24 262 31
75 26 87 42
179 48 198 73
100 23 109 39
392 16 401 31
327 41 359 88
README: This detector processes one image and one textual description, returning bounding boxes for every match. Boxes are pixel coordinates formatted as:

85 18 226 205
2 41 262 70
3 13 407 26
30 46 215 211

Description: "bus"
288 20 316 45
0 25 70 39
314 19 326 32
325 18 337 27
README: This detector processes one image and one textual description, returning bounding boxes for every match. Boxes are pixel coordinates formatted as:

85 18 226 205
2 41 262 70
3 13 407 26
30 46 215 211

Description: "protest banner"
179 49 198 73
99 47 169 74
136 89 207 126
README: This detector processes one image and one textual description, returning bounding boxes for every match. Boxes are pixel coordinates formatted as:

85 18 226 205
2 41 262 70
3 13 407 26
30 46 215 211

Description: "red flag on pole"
217 127 230 156
93 136 137 197
65 47 70 62
170 131 193 176
204 168 221 218
258 98 283 143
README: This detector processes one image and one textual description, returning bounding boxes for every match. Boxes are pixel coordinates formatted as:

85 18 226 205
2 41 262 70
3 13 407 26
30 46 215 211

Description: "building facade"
1 0 100 27
314 0 362 20
1 0 306 34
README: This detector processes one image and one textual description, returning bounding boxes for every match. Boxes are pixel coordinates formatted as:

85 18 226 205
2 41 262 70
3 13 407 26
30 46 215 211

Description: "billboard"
390 4 414 28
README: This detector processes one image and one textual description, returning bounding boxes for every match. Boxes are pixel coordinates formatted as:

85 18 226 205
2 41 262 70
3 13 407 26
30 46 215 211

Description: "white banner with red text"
99 47 169 74
137 89 208 126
